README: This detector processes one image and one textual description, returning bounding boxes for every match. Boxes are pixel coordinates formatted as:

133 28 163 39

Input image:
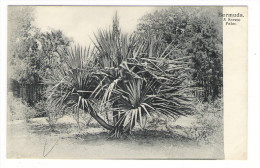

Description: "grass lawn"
7 116 224 159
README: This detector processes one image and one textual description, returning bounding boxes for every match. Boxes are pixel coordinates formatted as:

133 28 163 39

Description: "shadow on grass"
66 129 194 147
28 122 77 135
26 118 194 147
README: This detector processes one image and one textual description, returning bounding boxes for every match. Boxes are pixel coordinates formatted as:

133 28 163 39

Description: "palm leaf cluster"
94 31 194 136
46 16 195 138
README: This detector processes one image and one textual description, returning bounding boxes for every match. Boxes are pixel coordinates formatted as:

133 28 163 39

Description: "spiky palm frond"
44 45 99 114
106 65 194 133
94 34 195 133
93 29 142 69
45 17 196 137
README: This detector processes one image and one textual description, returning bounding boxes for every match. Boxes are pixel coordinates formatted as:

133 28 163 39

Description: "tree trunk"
124 120 135 134
87 103 114 131
113 111 119 126
84 101 138 138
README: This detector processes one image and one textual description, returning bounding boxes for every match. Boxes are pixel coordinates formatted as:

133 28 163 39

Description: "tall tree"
8 6 39 84
8 7 71 105
137 7 223 101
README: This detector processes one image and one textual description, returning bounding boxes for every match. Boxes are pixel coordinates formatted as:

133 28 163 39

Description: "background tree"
8 7 71 105
8 6 40 84
137 7 223 101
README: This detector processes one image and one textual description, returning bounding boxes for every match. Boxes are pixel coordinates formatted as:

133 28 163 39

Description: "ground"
7 116 224 159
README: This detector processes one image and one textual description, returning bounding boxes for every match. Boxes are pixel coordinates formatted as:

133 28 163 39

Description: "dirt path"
7 118 224 159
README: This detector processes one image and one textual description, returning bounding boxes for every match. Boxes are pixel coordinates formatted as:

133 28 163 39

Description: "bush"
37 100 65 130
33 100 48 117
165 98 223 144
7 92 38 122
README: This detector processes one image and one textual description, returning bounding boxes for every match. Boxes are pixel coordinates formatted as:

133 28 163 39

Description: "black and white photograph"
6 6 240 159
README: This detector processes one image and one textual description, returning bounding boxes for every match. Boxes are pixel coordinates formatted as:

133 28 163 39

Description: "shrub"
33 100 48 117
194 98 223 144
45 101 65 130
166 98 223 144
7 92 38 122
34 99 65 130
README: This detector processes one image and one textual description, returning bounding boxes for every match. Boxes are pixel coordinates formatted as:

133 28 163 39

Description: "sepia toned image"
6 6 247 159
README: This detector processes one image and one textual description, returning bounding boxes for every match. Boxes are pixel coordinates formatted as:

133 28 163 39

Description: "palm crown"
46 15 195 138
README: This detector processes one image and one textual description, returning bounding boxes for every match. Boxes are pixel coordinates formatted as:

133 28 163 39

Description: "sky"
33 6 159 47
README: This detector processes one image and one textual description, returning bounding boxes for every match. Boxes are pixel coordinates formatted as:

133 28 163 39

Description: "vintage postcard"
6 6 247 160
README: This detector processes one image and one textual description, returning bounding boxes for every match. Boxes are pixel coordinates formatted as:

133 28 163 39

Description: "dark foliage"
137 7 223 101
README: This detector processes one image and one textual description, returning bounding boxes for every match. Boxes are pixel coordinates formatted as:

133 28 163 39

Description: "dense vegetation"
137 7 223 101
8 7 223 140
8 7 71 105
